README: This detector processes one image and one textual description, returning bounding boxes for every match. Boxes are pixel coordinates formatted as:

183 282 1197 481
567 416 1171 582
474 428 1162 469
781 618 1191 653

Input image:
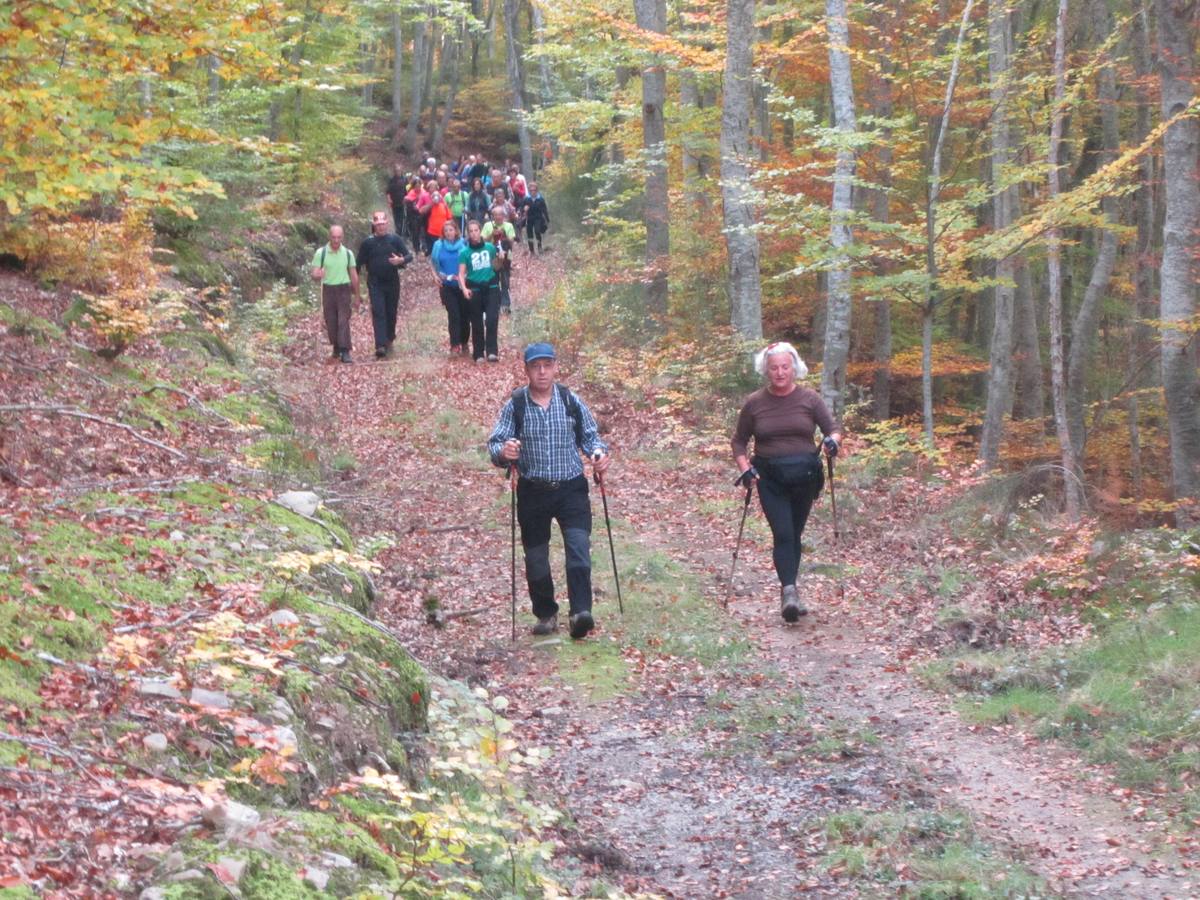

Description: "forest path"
285 245 1198 898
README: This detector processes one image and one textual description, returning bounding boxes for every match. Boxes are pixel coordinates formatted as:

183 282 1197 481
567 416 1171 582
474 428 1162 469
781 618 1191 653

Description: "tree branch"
0 404 188 460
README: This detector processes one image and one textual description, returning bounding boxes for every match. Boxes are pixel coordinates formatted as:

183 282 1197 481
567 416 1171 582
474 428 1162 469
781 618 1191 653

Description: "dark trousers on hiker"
321 283 353 354
517 475 593 618
468 282 499 358
497 266 512 311
440 282 468 348
367 278 399 352
463 285 487 359
754 453 824 586
525 221 545 253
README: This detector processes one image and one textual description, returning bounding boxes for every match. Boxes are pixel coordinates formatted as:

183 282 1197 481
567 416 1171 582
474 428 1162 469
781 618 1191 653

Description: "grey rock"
167 869 206 883
267 609 301 628
216 856 246 884
139 889 167 900
275 490 322 517
319 654 346 668
268 696 294 723
322 851 354 868
190 687 232 709
137 679 183 701
161 850 186 872
304 866 330 890
142 732 170 753
169 530 186 542
272 725 298 754
202 800 260 834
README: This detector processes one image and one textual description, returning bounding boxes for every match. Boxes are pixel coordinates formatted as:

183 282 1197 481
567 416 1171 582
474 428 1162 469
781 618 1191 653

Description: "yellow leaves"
100 634 154 669
270 548 381 576
230 749 297 786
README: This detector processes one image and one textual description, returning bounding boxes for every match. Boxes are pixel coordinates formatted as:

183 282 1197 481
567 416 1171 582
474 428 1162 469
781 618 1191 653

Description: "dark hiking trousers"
321 283 353 353
440 282 468 347
517 475 593 619
367 278 400 351
463 285 487 359
468 282 500 358
753 452 824 587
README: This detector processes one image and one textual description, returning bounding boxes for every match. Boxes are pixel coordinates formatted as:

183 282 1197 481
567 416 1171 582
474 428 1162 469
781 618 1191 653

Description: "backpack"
319 245 353 276
511 384 584 448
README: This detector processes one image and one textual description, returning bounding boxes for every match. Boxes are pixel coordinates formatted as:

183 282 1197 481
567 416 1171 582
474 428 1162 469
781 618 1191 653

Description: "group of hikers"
309 154 840 642
310 152 550 364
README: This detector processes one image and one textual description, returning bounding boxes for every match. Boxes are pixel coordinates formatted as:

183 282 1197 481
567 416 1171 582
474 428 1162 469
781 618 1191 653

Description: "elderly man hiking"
356 211 413 359
489 343 610 640
310 225 361 364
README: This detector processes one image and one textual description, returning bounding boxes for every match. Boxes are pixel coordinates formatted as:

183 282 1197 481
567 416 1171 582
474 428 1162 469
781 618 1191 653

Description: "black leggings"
754 454 824 586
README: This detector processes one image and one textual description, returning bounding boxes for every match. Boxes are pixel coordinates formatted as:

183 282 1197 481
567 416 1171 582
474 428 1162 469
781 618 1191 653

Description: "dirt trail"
287 249 1199 898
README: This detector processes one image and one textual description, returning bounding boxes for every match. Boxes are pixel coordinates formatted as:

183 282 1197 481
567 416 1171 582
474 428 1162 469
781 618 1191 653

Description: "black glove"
822 436 839 458
734 466 758 488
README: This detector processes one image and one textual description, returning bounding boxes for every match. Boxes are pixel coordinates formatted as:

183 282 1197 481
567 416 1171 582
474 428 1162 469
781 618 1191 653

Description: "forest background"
1 0 1200 893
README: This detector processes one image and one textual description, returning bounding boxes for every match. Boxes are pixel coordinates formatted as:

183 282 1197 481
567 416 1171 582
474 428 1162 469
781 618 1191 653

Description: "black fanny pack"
753 453 824 490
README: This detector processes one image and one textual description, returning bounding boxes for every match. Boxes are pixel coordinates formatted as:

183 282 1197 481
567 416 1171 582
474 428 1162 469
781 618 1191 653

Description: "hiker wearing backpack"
731 342 842 621
356 211 413 360
309 225 361 364
430 220 468 355
489 342 611 639
482 206 516 315
458 219 502 363
467 178 491 225
517 181 549 254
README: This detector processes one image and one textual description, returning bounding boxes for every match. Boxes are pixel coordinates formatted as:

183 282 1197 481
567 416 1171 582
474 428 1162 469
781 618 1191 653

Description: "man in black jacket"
356 211 414 359
517 182 550 254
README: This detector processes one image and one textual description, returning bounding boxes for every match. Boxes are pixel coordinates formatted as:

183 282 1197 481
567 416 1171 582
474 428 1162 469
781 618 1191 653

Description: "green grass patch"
819 808 1045 897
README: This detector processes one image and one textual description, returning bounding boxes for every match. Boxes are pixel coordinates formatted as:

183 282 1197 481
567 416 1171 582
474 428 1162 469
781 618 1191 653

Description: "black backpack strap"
511 387 527 439
557 383 584 448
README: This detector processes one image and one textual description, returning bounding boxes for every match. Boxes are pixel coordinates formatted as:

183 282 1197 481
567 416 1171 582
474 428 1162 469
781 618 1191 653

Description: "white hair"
754 341 808 379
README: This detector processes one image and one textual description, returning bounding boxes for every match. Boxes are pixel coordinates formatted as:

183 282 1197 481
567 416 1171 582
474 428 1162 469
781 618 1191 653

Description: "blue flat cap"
523 342 556 364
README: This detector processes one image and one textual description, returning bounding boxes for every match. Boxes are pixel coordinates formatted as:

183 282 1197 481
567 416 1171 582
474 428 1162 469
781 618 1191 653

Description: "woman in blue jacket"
430 221 468 355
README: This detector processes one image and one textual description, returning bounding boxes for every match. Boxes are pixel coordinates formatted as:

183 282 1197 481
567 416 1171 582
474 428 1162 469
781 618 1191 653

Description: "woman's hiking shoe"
531 615 558 636
781 584 806 622
569 611 595 640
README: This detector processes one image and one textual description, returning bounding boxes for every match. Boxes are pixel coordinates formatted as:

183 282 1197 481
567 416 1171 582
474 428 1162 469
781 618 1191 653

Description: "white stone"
216 856 246 884
275 490 322 517
202 800 260 834
303 867 330 890
169 530 185 542
137 679 183 700
167 869 205 883
190 687 232 709
142 733 169 753
268 696 294 723
267 609 301 628
272 726 298 754
321 851 354 868
139 889 167 900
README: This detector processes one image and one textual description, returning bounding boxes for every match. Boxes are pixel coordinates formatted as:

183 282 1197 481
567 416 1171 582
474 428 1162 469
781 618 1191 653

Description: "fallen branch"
427 606 488 628
0 404 188 460
113 608 205 635
406 523 474 535
270 501 345 548
0 733 104 785
143 384 240 428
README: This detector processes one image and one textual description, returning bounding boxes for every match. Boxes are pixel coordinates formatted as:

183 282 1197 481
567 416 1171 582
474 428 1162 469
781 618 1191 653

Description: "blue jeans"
517 475 593 618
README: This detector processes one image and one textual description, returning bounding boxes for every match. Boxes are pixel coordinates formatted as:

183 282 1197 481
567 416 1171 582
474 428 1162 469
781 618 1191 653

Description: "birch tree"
1156 0 1200 524
721 0 762 341
634 0 670 323
503 0 534 175
820 0 857 417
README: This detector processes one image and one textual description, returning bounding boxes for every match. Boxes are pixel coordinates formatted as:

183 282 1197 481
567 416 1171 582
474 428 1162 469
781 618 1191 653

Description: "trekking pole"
826 454 840 542
592 454 624 615
509 464 517 642
724 483 754 610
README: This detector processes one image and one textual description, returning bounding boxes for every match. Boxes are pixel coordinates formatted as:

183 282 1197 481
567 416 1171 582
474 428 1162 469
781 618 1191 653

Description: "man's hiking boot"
487 354 499 362
569 611 595 640
531 615 558 636
339 351 353 364
780 584 806 623
375 347 386 360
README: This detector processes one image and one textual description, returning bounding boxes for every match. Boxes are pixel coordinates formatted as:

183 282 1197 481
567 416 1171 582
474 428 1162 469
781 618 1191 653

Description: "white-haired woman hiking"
731 342 842 621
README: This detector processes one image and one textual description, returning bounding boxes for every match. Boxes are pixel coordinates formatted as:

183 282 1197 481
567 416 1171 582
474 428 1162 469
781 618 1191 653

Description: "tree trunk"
206 56 221 106
820 0 857 419
634 0 670 324
1066 0 1121 453
1012 258 1044 421
433 21 463 155
267 0 316 142
361 40 375 106
681 72 704 209
870 25 895 421
504 0 535 175
404 16 428 155
1045 0 1083 520
390 13 404 137
1157 0 1200 524
422 24 438 145
921 0 974 445
979 0 1016 469
721 0 763 342
1129 0 1157 501
530 3 554 103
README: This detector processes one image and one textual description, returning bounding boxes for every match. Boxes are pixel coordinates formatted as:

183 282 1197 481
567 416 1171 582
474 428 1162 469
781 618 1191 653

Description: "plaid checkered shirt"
488 385 607 481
